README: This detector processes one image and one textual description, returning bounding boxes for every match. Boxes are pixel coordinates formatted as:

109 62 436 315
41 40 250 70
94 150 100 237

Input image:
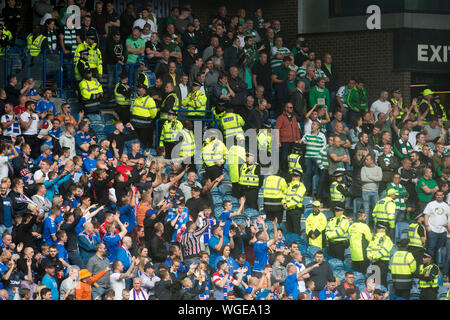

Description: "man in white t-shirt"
133 8 157 33
20 101 42 159
424 191 450 260
33 159 52 183
370 90 391 121
110 259 137 300
286 250 307 292
0 143 19 179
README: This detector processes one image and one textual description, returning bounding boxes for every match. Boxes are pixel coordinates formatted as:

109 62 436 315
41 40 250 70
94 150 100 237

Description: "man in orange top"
75 267 110 300
137 191 153 227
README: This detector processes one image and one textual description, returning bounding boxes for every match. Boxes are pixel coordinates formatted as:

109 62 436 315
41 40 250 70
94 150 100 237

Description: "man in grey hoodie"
360 154 382 225
59 123 76 159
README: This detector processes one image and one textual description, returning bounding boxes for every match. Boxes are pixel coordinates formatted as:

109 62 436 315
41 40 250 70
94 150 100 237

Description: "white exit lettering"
417 44 450 62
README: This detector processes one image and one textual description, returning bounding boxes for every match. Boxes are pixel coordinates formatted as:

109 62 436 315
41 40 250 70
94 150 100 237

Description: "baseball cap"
291 169 303 176
334 206 344 212
333 170 345 177
422 89 434 96
87 30 97 39
192 81 202 87
413 212 424 220
376 223 387 230
387 189 398 196
312 200 321 207
144 262 155 270
191 186 202 192
168 109 177 115
119 71 128 79
423 252 432 259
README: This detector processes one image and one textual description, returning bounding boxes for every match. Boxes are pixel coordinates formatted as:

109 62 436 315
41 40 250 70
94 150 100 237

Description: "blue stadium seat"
302 197 313 208
306 245 321 256
328 258 344 270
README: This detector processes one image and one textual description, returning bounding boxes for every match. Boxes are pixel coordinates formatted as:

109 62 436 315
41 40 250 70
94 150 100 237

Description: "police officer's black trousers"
163 142 176 159
231 183 240 198
135 125 153 148
374 260 389 287
408 246 424 267
352 260 370 274
394 287 411 300
205 164 223 181
264 204 284 222
328 241 347 261
419 288 437 300
239 186 259 209
115 105 131 124
286 208 303 236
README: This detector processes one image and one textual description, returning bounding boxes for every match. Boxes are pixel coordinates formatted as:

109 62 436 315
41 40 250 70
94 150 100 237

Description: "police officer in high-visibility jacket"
263 171 287 222
433 94 448 122
220 105 245 143
227 136 246 198
114 71 133 124
372 188 397 238
407 212 426 265
182 81 207 118
79 69 103 114
137 61 155 93
287 144 303 174
281 169 306 235
160 82 180 120
0 24 13 56
130 84 158 147
177 120 195 166
74 30 103 81
257 122 272 161
325 206 350 260
202 135 227 181
390 88 405 121
367 223 393 287
329 170 350 211
305 201 327 248
389 238 417 300
238 153 261 210
212 101 226 123
0 24 13 88
418 252 440 300
27 25 47 57
76 49 93 83
349 210 373 274
159 109 183 158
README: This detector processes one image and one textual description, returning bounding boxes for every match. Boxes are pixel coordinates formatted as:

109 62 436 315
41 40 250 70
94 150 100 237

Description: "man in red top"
99 212 120 240
116 153 134 182
275 102 301 174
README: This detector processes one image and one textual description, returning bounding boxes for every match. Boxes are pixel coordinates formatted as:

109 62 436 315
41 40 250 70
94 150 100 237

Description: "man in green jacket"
347 78 368 124
309 77 330 112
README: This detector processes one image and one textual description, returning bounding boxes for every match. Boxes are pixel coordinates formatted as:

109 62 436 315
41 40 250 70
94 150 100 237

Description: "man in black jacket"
305 251 334 298
289 80 307 122
147 222 169 266
321 53 339 114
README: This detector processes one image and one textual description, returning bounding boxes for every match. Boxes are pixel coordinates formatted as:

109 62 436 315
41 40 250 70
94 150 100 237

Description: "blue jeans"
0 225 13 235
426 231 447 261
362 191 379 224
443 238 450 276
352 197 363 219
280 142 294 174
106 63 122 95
68 250 84 268
305 158 319 195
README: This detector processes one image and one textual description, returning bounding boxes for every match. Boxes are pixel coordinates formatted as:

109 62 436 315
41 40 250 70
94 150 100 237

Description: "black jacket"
321 63 338 92
289 88 307 122
155 279 173 300
148 232 169 263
